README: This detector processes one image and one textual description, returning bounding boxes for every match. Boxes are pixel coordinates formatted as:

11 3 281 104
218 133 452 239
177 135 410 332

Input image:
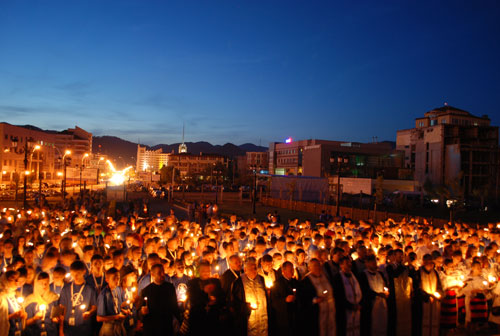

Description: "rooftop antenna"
182 122 185 143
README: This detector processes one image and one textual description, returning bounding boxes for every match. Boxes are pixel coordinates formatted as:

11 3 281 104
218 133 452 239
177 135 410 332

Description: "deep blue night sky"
0 0 498 146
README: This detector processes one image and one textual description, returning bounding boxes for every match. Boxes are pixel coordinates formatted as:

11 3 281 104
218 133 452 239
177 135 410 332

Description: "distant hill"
92 136 268 167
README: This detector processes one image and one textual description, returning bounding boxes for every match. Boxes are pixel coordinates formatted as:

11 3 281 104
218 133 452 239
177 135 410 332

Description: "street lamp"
330 156 349 217
62 150 71 200
10 136 37 208
80 153 89 195
29 145 42 197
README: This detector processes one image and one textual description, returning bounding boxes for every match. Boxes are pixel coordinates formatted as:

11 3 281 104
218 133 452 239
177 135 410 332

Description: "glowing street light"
80 153 90 194
62 150 71 200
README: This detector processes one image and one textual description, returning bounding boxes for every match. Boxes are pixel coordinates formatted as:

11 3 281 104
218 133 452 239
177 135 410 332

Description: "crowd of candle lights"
2 189 500 335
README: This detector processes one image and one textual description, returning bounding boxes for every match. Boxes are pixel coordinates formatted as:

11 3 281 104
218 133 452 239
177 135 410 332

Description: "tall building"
53 126 93 168
0 123 92 183
396 105 499 196
269 139 405 179
167 152 226 177
136 145 169 172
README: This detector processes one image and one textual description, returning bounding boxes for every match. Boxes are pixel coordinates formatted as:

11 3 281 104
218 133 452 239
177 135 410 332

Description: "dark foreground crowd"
1 190 500 336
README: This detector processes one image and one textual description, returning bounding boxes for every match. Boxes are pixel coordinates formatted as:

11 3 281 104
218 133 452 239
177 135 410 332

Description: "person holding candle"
86 254 107 295
221 254 242 299
59 260 97 336
138 263 180 336
24 272 60 336
186 261 228 335
298 258 336 336
462 260 491 333
120 269 138 336
358 254 388 336
386 249 413 336
269 261 299 336
332 256 362 336
258 254 277 291
439 258 465 333
170 260 190 307
230 257 269 336
1 270 27 336
97 267 128 336
412 254 443 336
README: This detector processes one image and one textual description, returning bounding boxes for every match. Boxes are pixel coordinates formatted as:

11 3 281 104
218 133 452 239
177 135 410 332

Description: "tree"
471 184 489 211
159 165 180 185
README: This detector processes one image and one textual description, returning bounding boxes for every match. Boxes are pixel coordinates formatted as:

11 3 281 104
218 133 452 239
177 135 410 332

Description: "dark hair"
53 266 66 276
112 249 124 258
37 272 50 281
150 263 163 272
70 260 86 271
106 267 119 276
91 254 103 262
261 254 273 263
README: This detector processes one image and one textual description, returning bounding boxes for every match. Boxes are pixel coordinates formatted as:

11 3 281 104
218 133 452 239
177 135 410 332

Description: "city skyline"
0 1 499 146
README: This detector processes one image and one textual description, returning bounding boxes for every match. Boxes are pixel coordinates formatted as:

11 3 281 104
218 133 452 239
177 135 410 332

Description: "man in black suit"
139 263 181 336
220 254 242 298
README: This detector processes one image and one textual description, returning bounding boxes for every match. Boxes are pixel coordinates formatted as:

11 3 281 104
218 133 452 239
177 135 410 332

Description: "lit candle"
249 302 258 310
323 290 328 295
188 270 193 277
65 273 70 279
191 252 196 257
17 297 24 304
433 292 441 299
265 279 274 289
292 288 296 294
458 281 465 287
131 287 137 293
489 275 497 283
39 304 47 312
383 287 389 294
80 304 86 310
179 293 187 302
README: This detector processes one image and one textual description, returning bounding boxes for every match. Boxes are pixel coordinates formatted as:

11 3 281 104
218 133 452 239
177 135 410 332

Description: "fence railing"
260 196 450 227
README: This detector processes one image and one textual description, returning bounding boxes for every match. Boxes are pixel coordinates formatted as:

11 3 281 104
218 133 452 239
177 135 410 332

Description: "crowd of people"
1 190 500 336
